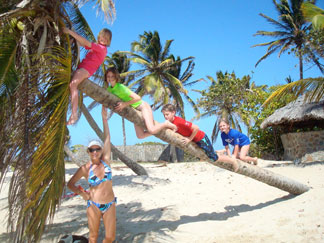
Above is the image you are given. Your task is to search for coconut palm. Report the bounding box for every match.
[253,0,323,79]
[120,31,194,110]
[0,1,115,242]
[159,55,201,119]
[263,2,324,106]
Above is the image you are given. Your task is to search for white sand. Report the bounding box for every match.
[0,161,324,242]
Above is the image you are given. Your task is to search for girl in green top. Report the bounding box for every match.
[105,67,177,138]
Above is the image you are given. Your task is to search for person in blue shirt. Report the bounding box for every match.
[219,118,258,165]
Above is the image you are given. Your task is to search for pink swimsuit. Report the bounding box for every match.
[78,43,107,76]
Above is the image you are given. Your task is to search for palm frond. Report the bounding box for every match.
[263,77,324,106]
[302,2,324,30]
[258,13,290,31]
[64,2,95,42]
[161,39,173,60]
[21,45,71,242]
[75,0,116,23]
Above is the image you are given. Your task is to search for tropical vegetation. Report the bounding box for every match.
[1,1,323,242]
[195,71,254,143]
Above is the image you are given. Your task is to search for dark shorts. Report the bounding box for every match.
[196,134,218,162]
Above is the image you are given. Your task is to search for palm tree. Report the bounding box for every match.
[253,0,322,79]
[121,33,200,162]
[195,71,252,143]
[120,31,194,110]
[78,78,310,195]
[263,2,324,105]
[0,1,115,242]
[159,55,201,119]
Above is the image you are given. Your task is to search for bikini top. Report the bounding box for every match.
[88,160,112,187]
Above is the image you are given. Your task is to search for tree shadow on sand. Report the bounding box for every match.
[116,194,295,242]
[41,204,88,242]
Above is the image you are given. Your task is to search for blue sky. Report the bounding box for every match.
[68,0,324,150]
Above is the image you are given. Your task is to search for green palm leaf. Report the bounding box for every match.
[263,77,324,106]
[22,46,71,242]
[302,2,324,30]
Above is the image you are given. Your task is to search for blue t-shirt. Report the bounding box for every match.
[221,129,250,147]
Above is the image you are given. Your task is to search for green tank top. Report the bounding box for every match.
[107,83,142,108]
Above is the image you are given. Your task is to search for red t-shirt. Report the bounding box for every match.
[172,116,205,142]
[78,43,107,76]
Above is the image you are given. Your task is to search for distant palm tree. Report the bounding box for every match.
[163,55,201,119]
[253,0,322,79]
[0,1,115,242]
[263,2,324,105]
[120,31,194,110]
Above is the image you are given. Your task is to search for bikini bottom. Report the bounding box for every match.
[87,197,117,214]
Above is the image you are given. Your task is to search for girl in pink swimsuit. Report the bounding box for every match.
[63,27,112,125]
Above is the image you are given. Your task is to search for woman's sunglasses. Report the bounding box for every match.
[88,147,102,153]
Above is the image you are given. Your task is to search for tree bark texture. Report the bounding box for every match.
[79,79,310,195]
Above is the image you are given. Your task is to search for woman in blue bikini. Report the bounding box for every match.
[68,105,116,243]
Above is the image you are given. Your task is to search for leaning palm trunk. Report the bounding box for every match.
[80,103,148,175]
[79,79,310,195]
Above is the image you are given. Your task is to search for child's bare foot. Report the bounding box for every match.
[67,115,77,125]
[164,120,177,132]
[253,157,258,165]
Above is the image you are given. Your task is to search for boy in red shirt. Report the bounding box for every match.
[162,104,238,171]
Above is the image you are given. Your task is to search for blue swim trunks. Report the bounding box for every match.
[196,134,219,161]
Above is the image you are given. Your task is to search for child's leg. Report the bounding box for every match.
[134,124,151,139]
[217,154,239,172]
[67,68,89,125]
[196,135,238,172]
[239,145,258,165]
[139,102,176,136]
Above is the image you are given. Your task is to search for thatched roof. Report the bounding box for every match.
[261,95,324,129]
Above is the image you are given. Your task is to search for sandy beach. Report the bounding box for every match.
[0,160,324,242]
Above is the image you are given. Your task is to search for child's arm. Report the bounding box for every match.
[115,91,142,112]
[67,165,90,201]
[63,27,91,48]
[232,145,240,158]
[181,123,199,145]
[101,106,111,164]
[224,145,231,156]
